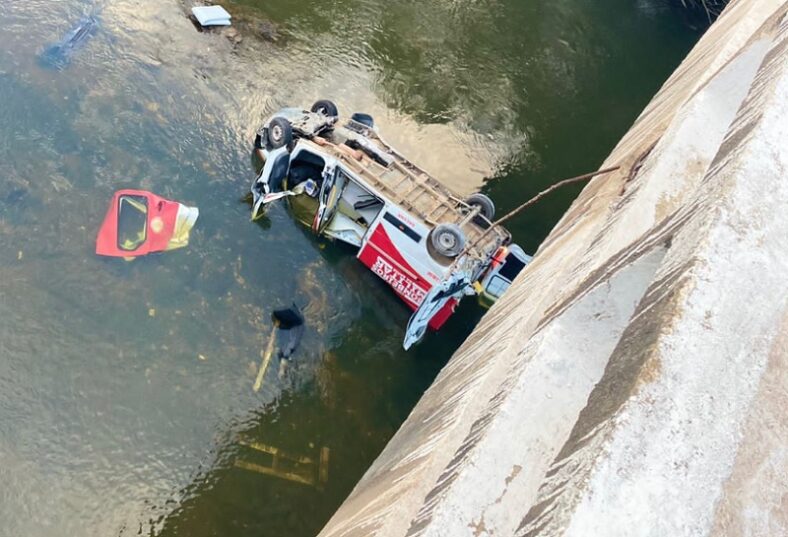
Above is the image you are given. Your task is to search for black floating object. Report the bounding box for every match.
[272,303,305,360]
[272,303,305,329]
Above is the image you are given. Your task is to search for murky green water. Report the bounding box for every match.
[0,1,702,535]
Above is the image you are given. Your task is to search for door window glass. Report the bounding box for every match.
[117,195,148,251]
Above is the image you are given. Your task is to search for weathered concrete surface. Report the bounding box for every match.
[317,1,788,536]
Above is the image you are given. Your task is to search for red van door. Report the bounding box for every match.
[358,217,459,335]
[95,190,198,258]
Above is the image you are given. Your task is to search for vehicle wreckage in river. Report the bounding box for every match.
[38,13,100,70]
[250,101,532,349]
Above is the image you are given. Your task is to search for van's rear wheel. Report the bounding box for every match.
[351,112,375,128]
[311,99,338,117]
[266,117,293,150]
[430,224,466,258]
[466,193,495,221]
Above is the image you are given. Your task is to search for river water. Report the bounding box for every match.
[0,1,702,536]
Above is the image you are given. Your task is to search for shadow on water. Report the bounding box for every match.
[0,0,702,536]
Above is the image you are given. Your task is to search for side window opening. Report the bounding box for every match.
[117,195,148,251]
[289,151,326,189]
[499,253,527,281]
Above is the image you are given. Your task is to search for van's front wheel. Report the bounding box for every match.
[430,223,466,258]
[266,117,293,150]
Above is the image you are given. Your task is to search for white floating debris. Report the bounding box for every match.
[191,5,232,27]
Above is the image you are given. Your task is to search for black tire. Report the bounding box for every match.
[351,112,375,129]
[265,117,293,150]
[310,99,339,117]
[430,223,466,258]
[466,193,495,221]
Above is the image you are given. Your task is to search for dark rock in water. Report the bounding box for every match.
[258,20,279,42]
[0,172,32,205]
[224,27,243,45]
[3,186,29,205]
[38,15,99,70]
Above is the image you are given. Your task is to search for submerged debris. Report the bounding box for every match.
[235,439,329,489]
[252,304,306,392]
[272,304,305,360]
[0,176,30,206]
[257,20,279,42]
[39,15,99,70]
[224,27,243,45]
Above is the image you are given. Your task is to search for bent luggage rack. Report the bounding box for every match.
[303,136,511,261]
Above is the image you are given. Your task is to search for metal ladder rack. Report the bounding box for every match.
[339,148,464,226]
[306,138,510,255]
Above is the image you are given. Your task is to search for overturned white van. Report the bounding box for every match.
[250,101,531,349]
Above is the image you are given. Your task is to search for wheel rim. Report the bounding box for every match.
[438,233,457,250]
[271,124,283,142]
